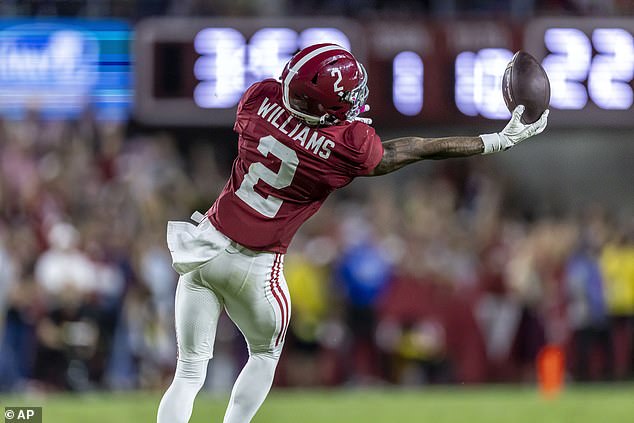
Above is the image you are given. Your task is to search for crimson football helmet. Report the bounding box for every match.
[281,43,369,126]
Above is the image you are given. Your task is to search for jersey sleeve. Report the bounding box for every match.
[342,122,384,176]
[233,80,267,134]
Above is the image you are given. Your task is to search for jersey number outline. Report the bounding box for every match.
[235,135,299,218]
[331,68,343,92]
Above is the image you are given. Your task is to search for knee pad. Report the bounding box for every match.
[247,345,283,361]
[174,359,208,389]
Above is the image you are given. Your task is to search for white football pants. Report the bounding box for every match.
[157,216,290,423]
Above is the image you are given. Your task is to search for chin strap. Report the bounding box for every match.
[298,105,373,127]
[352,116,373,124]
[349,104,372,125]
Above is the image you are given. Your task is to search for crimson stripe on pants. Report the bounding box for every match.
[269,254,285,347]
[273,255,289,346]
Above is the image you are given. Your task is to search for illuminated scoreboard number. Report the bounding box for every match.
[543,27,634,110]
[134,18,363,126]
[392,51,424,116]
[524,18,634,125]
[455,48,513,120]
[193,27,352,109]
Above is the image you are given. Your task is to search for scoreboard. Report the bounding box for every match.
[134,17,634,127]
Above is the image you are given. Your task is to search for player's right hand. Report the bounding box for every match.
[501,105,549,146]
[480,105,549,154]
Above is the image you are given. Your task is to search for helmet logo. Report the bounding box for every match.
[330,68,343,93]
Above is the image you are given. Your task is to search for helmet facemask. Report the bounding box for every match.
[341,62,370,122]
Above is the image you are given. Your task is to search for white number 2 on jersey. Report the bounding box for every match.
[235,135,299,218]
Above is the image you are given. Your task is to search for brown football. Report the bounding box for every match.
[502,51,551,124]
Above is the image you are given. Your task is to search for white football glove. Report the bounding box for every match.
[480,105,549,154]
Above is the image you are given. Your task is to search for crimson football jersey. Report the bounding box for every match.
[207,79,384,253]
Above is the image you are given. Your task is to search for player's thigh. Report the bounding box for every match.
[223,253,291,354]
[174,271,223,361]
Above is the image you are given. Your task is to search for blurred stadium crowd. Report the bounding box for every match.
[0,0,634,398]
[2,0,634,18]
[0,113,633,393]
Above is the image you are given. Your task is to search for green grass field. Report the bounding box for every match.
[2,385,633,423]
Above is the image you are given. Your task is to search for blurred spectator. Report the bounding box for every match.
[377,256,456,385]
[33,283,99,390]
[565,227,612,381]
[475,231,522,382]
[138,235,178,367]
[0,229,18,390]
[0,229,16,343]
[35,223,94,297]
[601,222,634,378]
[282,249,331,386]
[334,216,393,384]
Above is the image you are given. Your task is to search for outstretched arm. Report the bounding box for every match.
[367,105,549,177]
[369,136,484,176]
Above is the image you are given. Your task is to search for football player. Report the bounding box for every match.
[157,43,548,423]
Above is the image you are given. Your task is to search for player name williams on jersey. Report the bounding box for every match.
[207,78,384,253]
[256,96,335,160]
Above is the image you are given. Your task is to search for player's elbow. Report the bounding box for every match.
[366,148,395,176]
